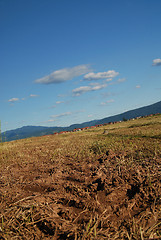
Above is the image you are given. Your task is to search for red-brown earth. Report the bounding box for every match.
[0,115,161,239]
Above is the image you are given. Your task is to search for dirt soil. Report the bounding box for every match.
[0,126,161,239]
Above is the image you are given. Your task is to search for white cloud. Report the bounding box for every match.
[35,64,91,84]
[30,94,39,97]
[40,119,56,124]
[8,94,39,104]
[72,83,107,96]
[8,98,19,103]
[83,70,119,81]
[56,101,64,104]
[100,99,115,105]
[45,119,56,123]
[51,112,72,119]
[152,58,161,66]
[105,78,113,82]
[73,86,92,96]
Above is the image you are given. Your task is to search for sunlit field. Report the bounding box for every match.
[0,114,161,239]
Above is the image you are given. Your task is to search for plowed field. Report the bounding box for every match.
[0,115,161,239]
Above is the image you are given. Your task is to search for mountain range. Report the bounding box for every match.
[1,100,161,142]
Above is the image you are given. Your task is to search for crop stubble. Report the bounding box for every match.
[0,115,161,239]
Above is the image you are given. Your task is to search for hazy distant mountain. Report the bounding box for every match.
[2,100,161,142]
[95,100,161,125]
[1,126,62,142]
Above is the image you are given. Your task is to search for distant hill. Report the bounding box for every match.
[2,100,161,142]
[95,100,161,125]
[1,126,63,142]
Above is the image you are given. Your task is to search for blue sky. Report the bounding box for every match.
[0,0,161,132]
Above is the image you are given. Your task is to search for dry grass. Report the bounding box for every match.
[0,114,161,239]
